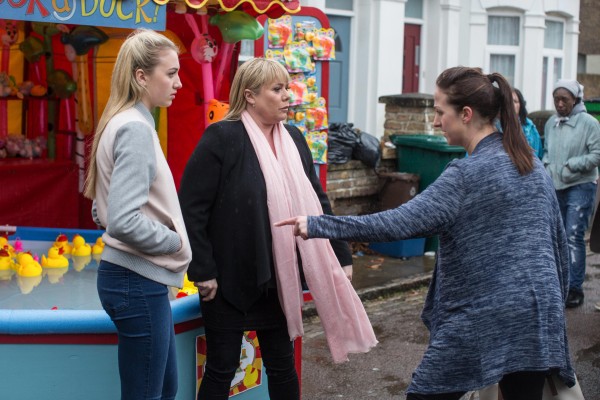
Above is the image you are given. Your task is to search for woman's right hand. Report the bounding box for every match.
[195,279,218,301]
[274,216,309,239]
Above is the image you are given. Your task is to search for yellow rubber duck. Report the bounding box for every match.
[0,268,14,281]
[0,248,14,270]
[17,275,42,294]
[41,246,69,268]
[177,274,198,297]
[92,237,104,255]
[0,236,13,250]
[53,234,72,255]
[44,266,69,284]
[71,234,91,257]
[0,248,15,280]
[14,252,42,277]
[92,253,102,264]
[0,237,16,257]
[72,254,91,272]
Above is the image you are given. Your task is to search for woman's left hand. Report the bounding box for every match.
[194,279,218,301]
[274,216,309,240]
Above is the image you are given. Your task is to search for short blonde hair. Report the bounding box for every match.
[84,29,179,199]
[225,58,290,120]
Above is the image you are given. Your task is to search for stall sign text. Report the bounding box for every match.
[0,0,166,30]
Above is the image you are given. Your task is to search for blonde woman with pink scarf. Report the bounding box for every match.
[179,58,377,400]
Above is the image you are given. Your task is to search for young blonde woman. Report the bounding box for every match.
[277,67,575,400]
[179,58,377,400]
[84,29,192,400]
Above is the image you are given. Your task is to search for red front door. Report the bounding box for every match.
[403,24,421,93]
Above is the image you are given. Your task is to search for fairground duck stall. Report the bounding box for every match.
[0,0,338,398]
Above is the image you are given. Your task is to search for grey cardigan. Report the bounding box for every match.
[93,103,191,288]
[308,133,574,394]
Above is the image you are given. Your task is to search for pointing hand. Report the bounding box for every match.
[274,216,309,240]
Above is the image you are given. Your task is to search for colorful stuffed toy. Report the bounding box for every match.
[207,99,229,124]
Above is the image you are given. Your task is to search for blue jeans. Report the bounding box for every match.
[197,325,299,400]
[97,261,178,400]
[556,181,597,293]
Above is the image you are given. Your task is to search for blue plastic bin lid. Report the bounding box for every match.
[390,134,465,152]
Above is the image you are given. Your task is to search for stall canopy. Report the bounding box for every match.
[0,0,299,31]
[157,0,300,18]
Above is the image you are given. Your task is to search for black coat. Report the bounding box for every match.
[179,120,352,312]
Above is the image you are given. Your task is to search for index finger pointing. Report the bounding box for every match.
[274,217,297,227]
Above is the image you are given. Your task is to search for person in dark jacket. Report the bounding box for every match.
[179,58,376,400]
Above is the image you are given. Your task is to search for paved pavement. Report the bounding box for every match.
[300,246,600,399]
[301,249,435,317]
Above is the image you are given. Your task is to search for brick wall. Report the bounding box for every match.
[578,73,600,99]
[327,94,456,216]
[326,159,395,215]
[379,94,440,142]
[579,0,600,55]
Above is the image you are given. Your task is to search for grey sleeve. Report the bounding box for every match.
[307,163,464,242]
[567,117,600,172]
[105,122,181,255]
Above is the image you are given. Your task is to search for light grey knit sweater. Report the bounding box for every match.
[93,103,191,288]
[309,133,575,394]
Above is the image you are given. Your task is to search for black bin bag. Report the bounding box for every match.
[327,122,358,164]
[353,130,381,168]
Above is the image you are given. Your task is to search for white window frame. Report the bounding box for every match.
[542,17,566,110]
[484,13,522,86]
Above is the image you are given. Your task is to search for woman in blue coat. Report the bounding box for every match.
[513,88,543,159]
[491,88,541,159]
[277,67,574,400]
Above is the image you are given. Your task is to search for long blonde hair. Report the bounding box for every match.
[225,58,290,121]
[83,29,179,199]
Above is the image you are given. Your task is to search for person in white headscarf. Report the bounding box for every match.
[543,78,600,308]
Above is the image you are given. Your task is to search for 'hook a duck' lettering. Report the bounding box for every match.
[0,0,167,30]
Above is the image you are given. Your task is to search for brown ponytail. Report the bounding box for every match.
[488,72,533,175]
[436,67,533,175]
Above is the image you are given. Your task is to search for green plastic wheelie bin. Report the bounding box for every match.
[390,134,466,252]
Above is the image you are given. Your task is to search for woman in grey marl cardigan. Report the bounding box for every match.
[277,67,574,400]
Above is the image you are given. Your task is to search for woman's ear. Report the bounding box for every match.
[135,68,146,89]
[244,89,255,107]
[462,106,473,124]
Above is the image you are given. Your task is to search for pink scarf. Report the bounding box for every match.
[241,111,377,363]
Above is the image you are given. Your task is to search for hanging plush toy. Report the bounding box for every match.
[206,99,229,124]
[210,11,264,95]
[196,33,218,63]
[0,20,19,138]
